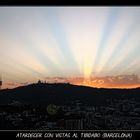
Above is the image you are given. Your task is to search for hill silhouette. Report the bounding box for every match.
[0,82,140,106]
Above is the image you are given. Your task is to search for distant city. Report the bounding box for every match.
[1,97,140,130]
[0,81,140,130]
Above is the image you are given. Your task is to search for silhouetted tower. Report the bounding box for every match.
[37,80,42,84]
[0,75,2,90]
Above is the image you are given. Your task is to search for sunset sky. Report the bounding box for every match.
[0,7,140,88]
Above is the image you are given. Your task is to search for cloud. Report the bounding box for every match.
[2,82,27,89]
[69,74,140,88]
[94,74,140,88]
[2,74,140,89]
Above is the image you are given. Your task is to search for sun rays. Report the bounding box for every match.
[0,7,140,88]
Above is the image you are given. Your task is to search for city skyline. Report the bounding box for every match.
[1,7,140,88]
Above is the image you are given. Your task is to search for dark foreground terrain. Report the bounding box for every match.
[0,82,140,130]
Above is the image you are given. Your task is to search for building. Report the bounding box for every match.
[64,113,84,130]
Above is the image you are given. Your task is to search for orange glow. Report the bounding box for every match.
[69,75,140,89]
[1,81,140,89]
[1,75,140,89]
[72,80,140,89]
[2,83,27,89]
